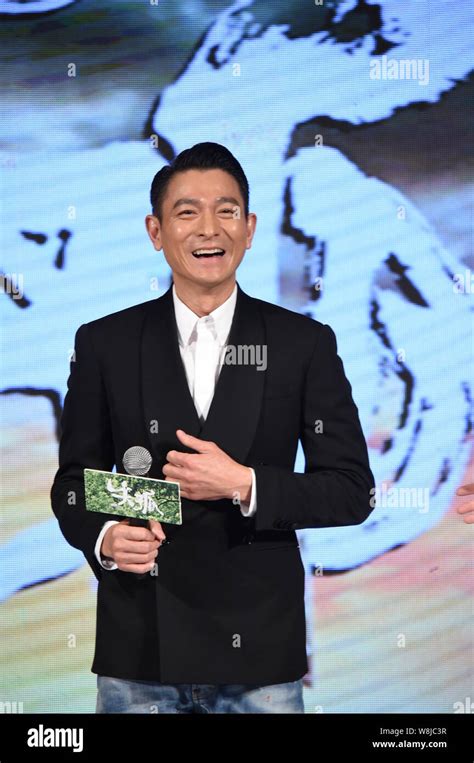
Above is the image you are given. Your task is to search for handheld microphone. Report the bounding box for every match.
[123,446,153,477]
[122,446,155,580]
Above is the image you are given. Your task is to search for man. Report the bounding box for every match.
[50,142,375,713]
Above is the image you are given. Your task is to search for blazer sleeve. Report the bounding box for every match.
[50,322,121,581]
[253,323,375,532]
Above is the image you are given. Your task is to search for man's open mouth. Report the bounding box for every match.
[192,248,226,258]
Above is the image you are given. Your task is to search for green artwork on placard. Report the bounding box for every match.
[84,469,182,524]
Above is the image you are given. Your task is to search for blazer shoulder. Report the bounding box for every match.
[79,297,157,339]
[250,293,328,340]
[70,298,160,360]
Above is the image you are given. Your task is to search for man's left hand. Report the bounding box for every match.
[162,429,252,503]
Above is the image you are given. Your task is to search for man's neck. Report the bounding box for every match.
[173,278,236,317]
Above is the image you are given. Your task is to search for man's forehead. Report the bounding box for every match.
[171,168,236,187]
[164,170,243,207]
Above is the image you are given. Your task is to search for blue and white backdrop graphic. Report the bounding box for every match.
[1,0,472,713]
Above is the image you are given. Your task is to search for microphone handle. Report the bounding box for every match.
[129,517,151,581]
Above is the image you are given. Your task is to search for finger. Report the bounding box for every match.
[120,560,157,574]
[456,483,474,496]
[456,501,474,514]
[163,464,189,482]
[121,524,157,542]
[162,462,180,478]
[166,477,192,497]
[164,474,182,485]
[118,549,159,564]
[148,520,166,542]
[165,450,189,467]
[176,429,214,453]
[119,539,160,554]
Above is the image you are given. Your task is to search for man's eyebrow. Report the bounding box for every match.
[171,196,241,211]
[215,196,241,206]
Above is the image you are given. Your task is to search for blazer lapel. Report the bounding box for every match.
[140,281,266,471]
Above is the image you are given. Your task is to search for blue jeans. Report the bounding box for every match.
[96,675,305,714]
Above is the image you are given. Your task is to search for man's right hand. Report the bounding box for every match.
[100,519,166,573]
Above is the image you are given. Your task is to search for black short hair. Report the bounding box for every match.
[150,142,249,222]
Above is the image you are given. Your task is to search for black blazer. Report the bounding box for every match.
[50,282,375,685]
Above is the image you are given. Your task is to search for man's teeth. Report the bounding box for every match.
[192,248,225,257]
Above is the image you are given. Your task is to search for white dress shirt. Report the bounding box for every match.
[95,282,257,570]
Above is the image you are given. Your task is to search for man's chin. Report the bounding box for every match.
[185,268,236,287]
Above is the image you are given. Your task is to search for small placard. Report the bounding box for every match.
[84,468,182,524]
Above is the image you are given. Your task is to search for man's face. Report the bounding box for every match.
[145,168,256,290]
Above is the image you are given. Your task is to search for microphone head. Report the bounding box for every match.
[122,446,153,476]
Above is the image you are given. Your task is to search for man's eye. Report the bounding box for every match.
[220,208,234,214]
[179,210,194,215]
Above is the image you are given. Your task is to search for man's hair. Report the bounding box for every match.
[149,142,249,222]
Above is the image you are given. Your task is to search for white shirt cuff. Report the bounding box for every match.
[95,520,120,570]
[240,468,257,517]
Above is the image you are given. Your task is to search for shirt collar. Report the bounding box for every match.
[172,282,238,347]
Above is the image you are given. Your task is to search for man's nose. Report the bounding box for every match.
[198,208,219,237]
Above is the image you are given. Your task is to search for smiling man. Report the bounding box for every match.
[51,142,375,714]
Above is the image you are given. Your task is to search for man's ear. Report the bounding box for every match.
[145,214,163,251]
[245,212,257,249]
